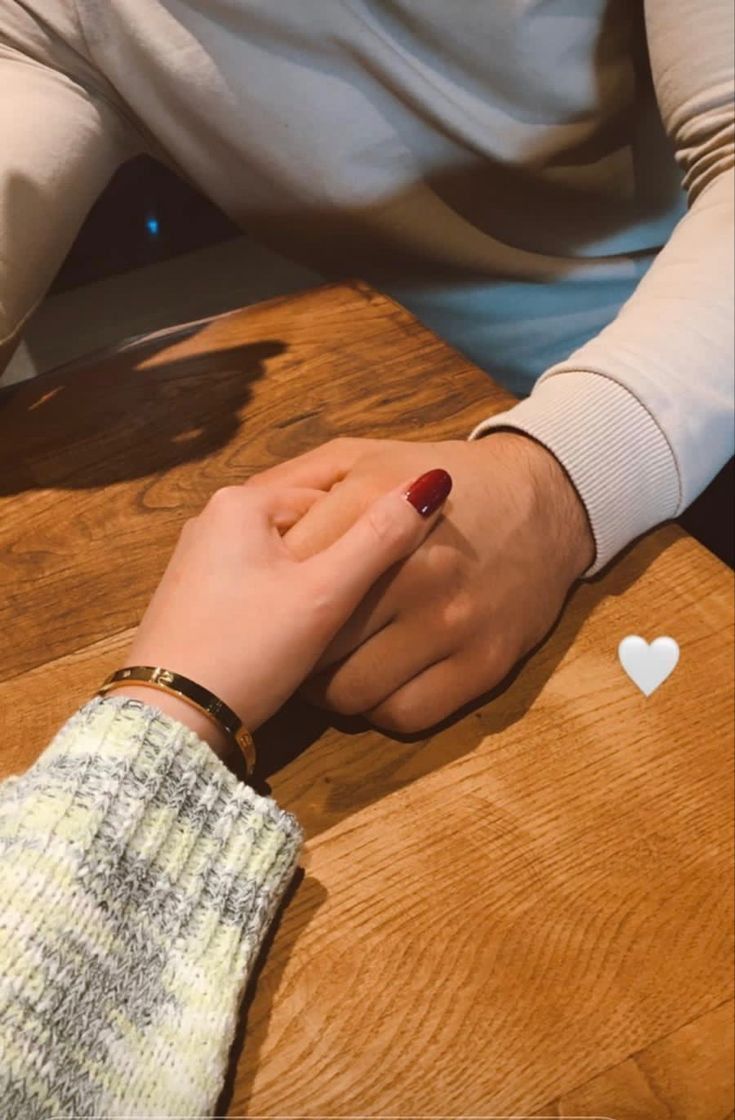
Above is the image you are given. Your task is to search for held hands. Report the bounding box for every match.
[248,434,594,733]
[121,471,452,756]
[121,430,593,757]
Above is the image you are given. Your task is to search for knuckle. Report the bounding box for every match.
[309,669,373,718]
[371,696,433,735]
[180,515,199,538]
[327,688,369,718]
[439,592,475,638]
[365,501,404,547]
[206,485,245,515]
[313,655,406,719]
[480,641,513,689]
[422,542,462,584]
[304,574,340,623]
[328,436,363,458]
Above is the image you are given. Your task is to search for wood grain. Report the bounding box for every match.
[1,281,732,1117]
[536,1000,735,1119]
[229,529,734,1118]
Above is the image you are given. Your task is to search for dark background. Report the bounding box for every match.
[51,155,240,295]
[55,155,734,568]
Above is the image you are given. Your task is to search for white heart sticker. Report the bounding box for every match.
[618,635,680,697]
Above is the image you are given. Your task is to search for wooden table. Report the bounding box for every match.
[1,282,733,1119]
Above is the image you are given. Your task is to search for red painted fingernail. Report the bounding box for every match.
[403,468,453,517]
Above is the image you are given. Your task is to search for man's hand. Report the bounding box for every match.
[248,434,594,733]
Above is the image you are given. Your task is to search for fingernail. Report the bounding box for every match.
[403,468,453,517]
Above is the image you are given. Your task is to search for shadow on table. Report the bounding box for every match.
[254,527,672,815]
[216,868,329,1118]
[0,319,284,495]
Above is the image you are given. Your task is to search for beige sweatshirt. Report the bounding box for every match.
[1,0,733,572]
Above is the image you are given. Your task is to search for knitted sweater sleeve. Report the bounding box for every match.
[0,695,304,1119]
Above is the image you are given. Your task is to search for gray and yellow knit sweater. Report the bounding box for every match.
[0,695,303,1118]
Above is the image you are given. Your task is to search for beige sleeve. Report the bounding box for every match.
[471,0,734,575]
[0,7,144,372]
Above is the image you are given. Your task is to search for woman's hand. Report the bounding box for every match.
[115,470,452,756]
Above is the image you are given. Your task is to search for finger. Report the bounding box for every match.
[311,535,453,671]
[285,477,372,560]
[310,569,398,672]
[305,468,452,624]
[202,486,326,552]
[245,437,370,492]
[366,652,495,735]
[269,488,326,533]
[303,617,454,715]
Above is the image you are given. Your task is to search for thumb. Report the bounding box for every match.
[305,468,452,619]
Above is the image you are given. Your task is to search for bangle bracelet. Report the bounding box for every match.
[98,666,257,777]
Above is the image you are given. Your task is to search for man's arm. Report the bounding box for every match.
[470,0,734,574]
[237,0,733,735]
[1,2,144,376]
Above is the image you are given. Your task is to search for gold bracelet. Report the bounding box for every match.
[98,666,257,777]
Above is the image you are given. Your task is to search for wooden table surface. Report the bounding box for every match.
[1,281,733,1120]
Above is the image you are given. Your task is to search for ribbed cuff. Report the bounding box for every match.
[35,695,304,956]
[469,370,682,575]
